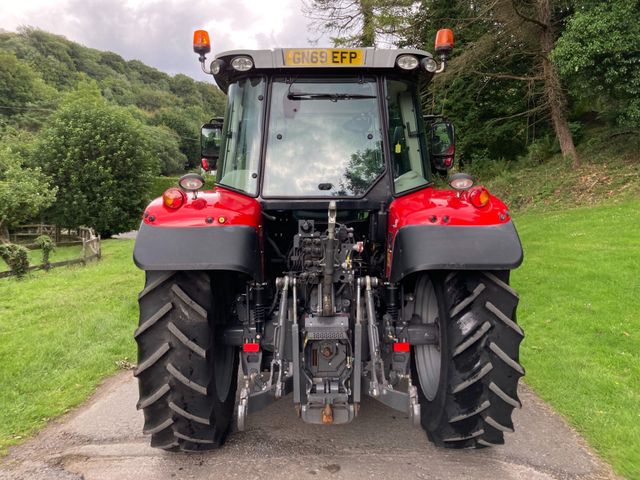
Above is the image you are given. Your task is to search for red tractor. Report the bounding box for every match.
[133,29,524,452]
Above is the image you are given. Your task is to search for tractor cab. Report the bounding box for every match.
[196,42,461,286]
[198,43,456,206]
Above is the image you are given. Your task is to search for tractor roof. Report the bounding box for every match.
[211,48,434,93]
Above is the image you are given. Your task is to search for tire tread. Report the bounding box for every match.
[415,271,524,449]
[135,271,238,452]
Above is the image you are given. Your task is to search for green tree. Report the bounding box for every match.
[553,0,640,128]
[0,51,38,116]
[0,131,57,236]
[36,83,155,237]
[304,0,416,47]
[395,1,580,166]
[0,50,56,118]
[12,28,81,89]
[151,106,202,168]
[143,124,188,175]
[170,74,202,106]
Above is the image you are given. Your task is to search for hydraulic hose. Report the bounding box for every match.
[322,201,337,316]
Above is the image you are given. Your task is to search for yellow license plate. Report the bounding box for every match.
[284,49,365,67]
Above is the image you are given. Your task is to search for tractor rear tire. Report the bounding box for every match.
[135,271,238,452]
[411,271,524,448]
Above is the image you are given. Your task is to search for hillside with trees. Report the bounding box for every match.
[0,28,225,236]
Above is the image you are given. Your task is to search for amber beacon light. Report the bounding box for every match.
[193,30,211,56]
[434,29,454,56]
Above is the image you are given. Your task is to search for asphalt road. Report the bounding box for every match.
[0,372,620,480]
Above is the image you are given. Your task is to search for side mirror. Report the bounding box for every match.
[200,117,223,170]
[428,119,455,173]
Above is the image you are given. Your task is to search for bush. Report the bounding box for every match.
[525,136,559,165]
[0,243,29,279]
[36,82,155,237]
[35,235,55,268]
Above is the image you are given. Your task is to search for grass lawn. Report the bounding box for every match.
[512,200,640,479]
[0,239,141,453]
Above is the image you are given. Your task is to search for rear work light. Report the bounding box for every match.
[468,186,491,208]
[396,54,419,70]
[231,56,254,71]
[163,188,186,210]
[179,173,205,192]
[448,172,474,191]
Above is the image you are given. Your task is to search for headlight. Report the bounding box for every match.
[421,57,438,73]
[231,56,254,71]
[396,54,419,70]
[179,173,205,192]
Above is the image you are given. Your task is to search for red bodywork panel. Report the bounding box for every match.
[142,184,511,280]
[143,186,262,230]
[386,186,511,277]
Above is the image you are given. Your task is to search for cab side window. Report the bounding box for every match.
[386,79,430,193]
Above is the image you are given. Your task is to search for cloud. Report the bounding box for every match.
[0,0,328,79]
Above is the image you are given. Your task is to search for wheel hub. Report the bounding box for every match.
[413,276,442,401]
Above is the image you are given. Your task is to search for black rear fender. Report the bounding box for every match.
[133,223,261,280]
[389,221,523,283]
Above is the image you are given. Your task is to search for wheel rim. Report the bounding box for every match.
[214,342,235,402]
[414,276,441,401]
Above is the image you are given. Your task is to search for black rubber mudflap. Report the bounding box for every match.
[134,271,238,452]
[414,271,524,448]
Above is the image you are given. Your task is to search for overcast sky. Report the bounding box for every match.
[0,0,329,80]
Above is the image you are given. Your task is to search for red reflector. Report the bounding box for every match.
[243,342,260,353]
[393,342,410,352]
[192,198,207,210]
[201,158,209,171]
